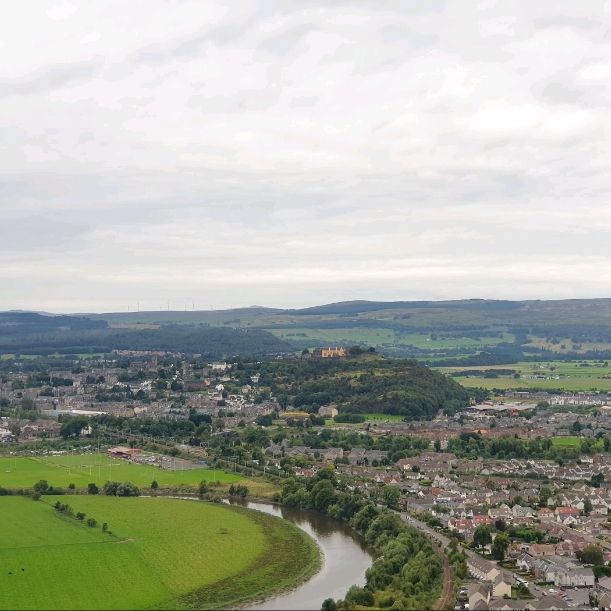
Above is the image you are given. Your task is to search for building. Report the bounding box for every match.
[319,347,347,358]
[318,405,338,418]
[108,446,141,460]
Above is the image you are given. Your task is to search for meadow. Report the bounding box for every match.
[0,496,320,610]
[0,453,242,491]
[440,360,611,392]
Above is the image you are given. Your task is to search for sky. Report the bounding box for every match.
[3,1,611,313]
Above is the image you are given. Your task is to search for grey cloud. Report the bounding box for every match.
[0,216,89,252]
[0,59,102,96]
[1,0,611,311]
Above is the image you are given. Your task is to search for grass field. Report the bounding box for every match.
[0,453,242,491]
[364,413,406,422]
[0,496,320,610]
[440,360,611,392]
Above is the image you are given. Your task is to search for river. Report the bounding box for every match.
[233,501,373,611]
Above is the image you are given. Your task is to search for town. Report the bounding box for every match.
[2,347,611,610]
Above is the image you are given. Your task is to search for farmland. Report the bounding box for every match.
[440,360,611,392]
[0,496,320,610]
[269,326,513,352]
[0,453,242,490]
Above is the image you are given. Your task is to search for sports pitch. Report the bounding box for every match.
[0,452,240,490]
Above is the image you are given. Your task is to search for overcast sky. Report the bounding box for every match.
[2,1,611,313]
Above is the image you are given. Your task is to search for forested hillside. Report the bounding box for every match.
[0,313,288,358]
[256,354,486,419]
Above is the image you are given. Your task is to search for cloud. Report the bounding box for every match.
[0,1,610,311]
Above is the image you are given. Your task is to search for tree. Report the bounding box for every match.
[198,481,209,497]
[102,522,109,532]
[116,482,140,497]
[491,532,510,561]
[473,525,492,549]
[22,397,36,410]
[578,544,604,566]
[494,519,507,532]
[539,486,552,507]
[151,480,159,490]
[33,480,49,494]
[321,599,337,611]
[87,483,99,495]
[60,417,88,439]
[86,518,97,527]
[583,498,593,516]
[382,485,401,510]
[76,512,86,521]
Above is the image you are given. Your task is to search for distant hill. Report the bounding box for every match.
[7,298,611,362]
[82,298,611,363]
[0,312,288,358]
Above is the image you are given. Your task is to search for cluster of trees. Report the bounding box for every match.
[281,469,442,610]
[448,432,608,461]
[32,480,66,496]
[473,525,510,561]
[101,481,140,497]
[227,484,249,498]
[53,501,108,531]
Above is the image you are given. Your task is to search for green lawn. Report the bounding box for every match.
[0,453,240,490]
[0,496,320,610]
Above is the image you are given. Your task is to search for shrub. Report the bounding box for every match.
[76,512,85,521]
[86,518,97,528]
[87,483,99,495]
[33,480,49,494]
[117,482,140,497]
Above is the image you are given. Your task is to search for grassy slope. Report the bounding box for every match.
[0,496,320,610]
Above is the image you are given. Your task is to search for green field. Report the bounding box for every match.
[0,453,241,491]
[440,360,611,392]
[549,436,603,449]
[269,327,513,351]
[0,496,320,610]
[364,413,406,422]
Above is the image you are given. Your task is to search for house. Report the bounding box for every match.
[529,543,556,558]
[492,573,512,598]
[348,449,388,466]
[318,405,338,418]
[319,347,347,358]
[488,504,512,520]
[468,583,490,611]
[527,595,569,610]
[468,555,500,581]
